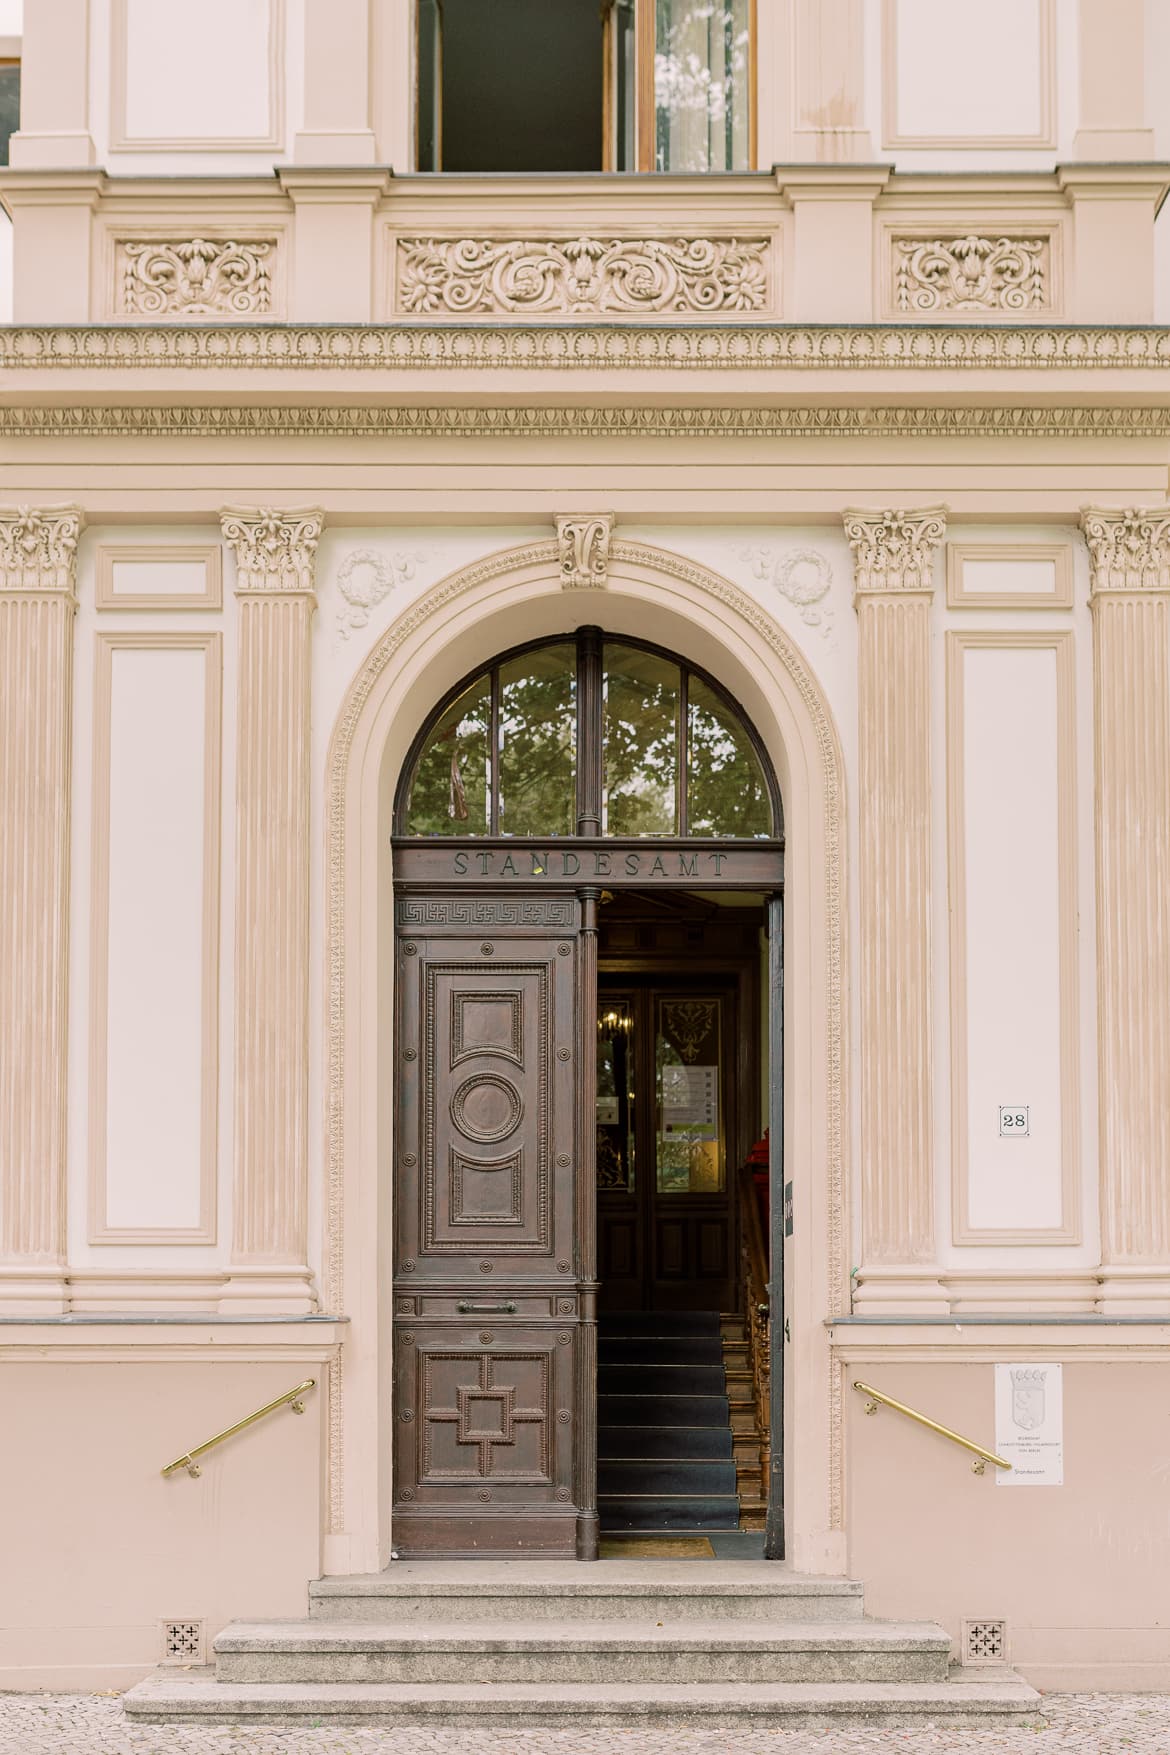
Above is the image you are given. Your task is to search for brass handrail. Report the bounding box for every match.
[161,1379,316,1478]
[853,1380,1011,1476]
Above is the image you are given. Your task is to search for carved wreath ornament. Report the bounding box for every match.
[119,239,274,316]
[396,236,769,316]
[894,235,1047,314]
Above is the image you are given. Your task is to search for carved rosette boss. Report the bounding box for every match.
[219,506,324,1312]
[0,506,84,1311]
[1080,508,1170,1306]
[845,507,948,1313]
[556,514,613,590]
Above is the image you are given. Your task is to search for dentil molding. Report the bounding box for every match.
[556,514,613,589]
[843,509,948,593]
[893,235,1049,314]
[1080,507,1170,593]
[118,240,275,317]
[5,325,1170,372]
[395,236,770,317]
[0,506,84,592]
[220,507,325,593]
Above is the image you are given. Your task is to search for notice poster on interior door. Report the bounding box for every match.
[994,1362,1063,1486]
[661,1064,718,1133]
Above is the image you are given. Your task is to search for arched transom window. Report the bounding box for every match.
[397,629,779,840]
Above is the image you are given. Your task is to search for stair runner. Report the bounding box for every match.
[598,1309,739,1531]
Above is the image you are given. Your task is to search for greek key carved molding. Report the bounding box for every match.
[1080,507,1170,594]
[843,508,947,594]
[117,239,275,317]
[6,324,1170,372]
[8,405,1170,442]
[396,236,770,316]
[556,514,613,589]
[0,506,84,593]
[220,506,324,594]
[894,234,1049,314]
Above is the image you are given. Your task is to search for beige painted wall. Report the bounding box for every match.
[0,1351,328,1689]
[842,1354,1170,1688]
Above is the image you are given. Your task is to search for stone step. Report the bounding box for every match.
[598,1363,727,1395]
[598,1458,738,1496]
[308,1561,867,1623]
[123,1670,1042,1728]
[598,1492,741,1530]
[599,1424,733,1460]
[599,1392,731,1426]
[599,1336,726,1366]
[212,1618,953,1687]
[597,1311,722,1338]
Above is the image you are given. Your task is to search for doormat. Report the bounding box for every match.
[599,1535,715,1558]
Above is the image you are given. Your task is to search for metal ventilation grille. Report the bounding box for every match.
[161,1620,205,1664]
[963,1619,1007,1666]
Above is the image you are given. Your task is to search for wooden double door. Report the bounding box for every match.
[390,886,765,1558]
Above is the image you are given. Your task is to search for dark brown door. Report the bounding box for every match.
[598,977,741,1311]
[392,892,598,1559]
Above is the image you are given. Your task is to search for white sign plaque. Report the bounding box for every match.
[998,1105,1030,1137]
[994,1362,1063,1486]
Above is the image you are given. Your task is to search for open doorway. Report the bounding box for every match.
[596,891,773,1541]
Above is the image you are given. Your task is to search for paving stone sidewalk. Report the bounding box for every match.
[1,1694,1168,1755]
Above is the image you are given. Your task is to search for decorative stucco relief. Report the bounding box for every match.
[1081,506,1170,592]
[221,506,323,592]
[556,514,613,588]
[739,546,834,637]
[334,547,423,637]
[6,323,1170,371]
[844,507,948,593]
[117,239,275,316]
[395,236,770,316]
[893,234,1049,314]
[0,506,83,591]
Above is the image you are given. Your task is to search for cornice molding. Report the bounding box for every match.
[220,506,324,594]
[0,506,84,593]
[844,508,947,595]
[4,404,1170,441]
[5,324,1170,373]
[1081,506,1170,595]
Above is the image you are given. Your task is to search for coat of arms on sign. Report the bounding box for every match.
[1010,1367,1046,1432]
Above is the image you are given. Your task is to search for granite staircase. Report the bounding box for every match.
[123,1560,1042,1728]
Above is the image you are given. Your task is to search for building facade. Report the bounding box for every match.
[2,0,1170,1696]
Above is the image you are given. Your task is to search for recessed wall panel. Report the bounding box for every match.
[115,0,280,147]
[948,635,1079,1242]
[885,0,1054,147]
[90,635,221,1241]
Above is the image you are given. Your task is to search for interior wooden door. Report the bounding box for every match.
[392,892,597,1558]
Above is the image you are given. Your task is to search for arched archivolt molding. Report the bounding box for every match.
[323,537,849,1559]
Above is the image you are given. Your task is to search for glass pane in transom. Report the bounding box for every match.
[603,644,679,836]
[404,671,492,836]
[497,643,576,837]
[687,674,772,837]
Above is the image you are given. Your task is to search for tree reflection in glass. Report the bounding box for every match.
[497,644,576,837]
[603,645,679,835]
[687,674,771,838]
[404,671,491,835]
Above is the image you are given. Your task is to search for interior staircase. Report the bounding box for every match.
[598,1310,740,1532]
[123,1560,1042,1728]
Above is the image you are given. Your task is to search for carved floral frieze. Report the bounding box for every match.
[117,239,275,317]
[395,236,770,316]
[893,234,1049,314]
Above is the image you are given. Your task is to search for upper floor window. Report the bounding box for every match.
[0,59,19,166]
[398,631,777,841]
[416,0,753,174]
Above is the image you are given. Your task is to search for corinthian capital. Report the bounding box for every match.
[221,506,324,594]
[1080,506,1170,595]
[843,507,947,595]
[0,506,84,594]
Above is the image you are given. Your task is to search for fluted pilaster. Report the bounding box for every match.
[1082,508,1170,1311]
[845,508,948,1313]
[220,507,323,1312]
[0,507,83,1312]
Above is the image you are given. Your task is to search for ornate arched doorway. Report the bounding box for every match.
[323,540,846,1584]
[389,628,785,1560]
